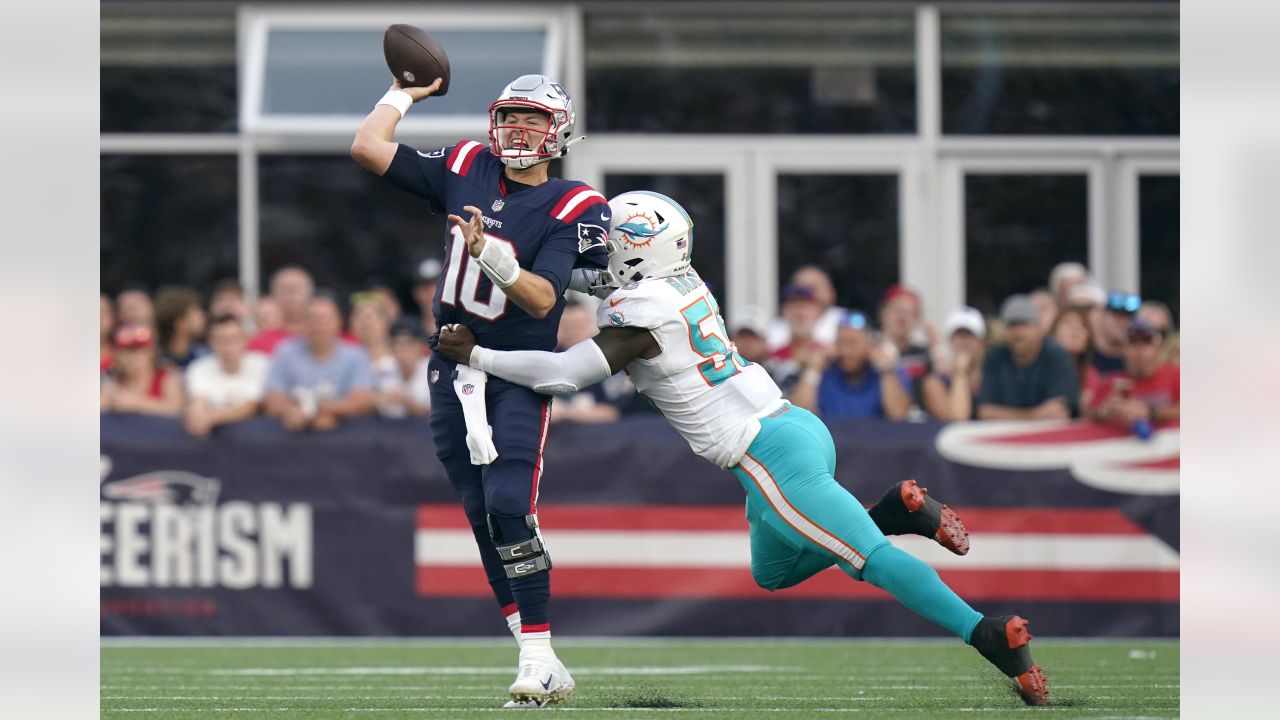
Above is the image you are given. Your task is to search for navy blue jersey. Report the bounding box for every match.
[382,140,610,352]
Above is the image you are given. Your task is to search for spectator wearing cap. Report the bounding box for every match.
[729,306,772,366]
[155,286,210,370]
[790,310,912,421]
[264,294,374,432]
[249,266,314,354]
[183,316,269,437]
[766,284,831,393]
[1029,288,1058,334]
[208,278,249,323]
[1050,306,1098,398]
[878,283,938,398]
[412,258,443,338]
[976,294,1079,421]
[766,265,848,349]
[375,318,433,418]
[100,293,116,373]
[100,324,184,417]
[116,287,154,329]
[549,301,621,424]
[1094,291,1141,375]
[1049,262,1090,310]
[921,307,987,422]
[1083,317,1179,428]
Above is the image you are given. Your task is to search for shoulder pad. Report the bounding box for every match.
[550,184,608,223]
[444,140,489,177]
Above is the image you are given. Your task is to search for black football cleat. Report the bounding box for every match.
[868,479,970,555]
[970,615,1049,706]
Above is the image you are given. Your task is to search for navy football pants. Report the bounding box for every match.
[427,353,553,626]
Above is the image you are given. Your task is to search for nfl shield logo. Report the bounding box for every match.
[462,383,475,395]
[491,198,505,212]
[430,369,440,384]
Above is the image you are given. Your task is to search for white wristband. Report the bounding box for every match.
[375,89,413,119]
[476,238,522,288]
[471,346,492,372]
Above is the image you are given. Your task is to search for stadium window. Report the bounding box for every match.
[241,7,568,137]
[604,174,727,302]
[257,155,448,307]
[584,6,916,134]
[963,174,1088,315]
[1139,175,1179,322]
[100,155,239,295]
[101,2,237,133]
[775,175,900,312]
[941,6,1178,135]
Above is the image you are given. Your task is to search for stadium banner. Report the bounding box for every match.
[100,414,1178,638]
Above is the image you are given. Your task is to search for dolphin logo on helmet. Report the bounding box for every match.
[604,191,694,283]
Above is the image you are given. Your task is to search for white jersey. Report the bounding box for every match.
[596,270,783,468]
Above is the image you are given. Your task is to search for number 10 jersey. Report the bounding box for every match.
[383,140,611,352]
[597,270,782,468]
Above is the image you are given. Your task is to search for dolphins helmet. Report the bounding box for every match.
[606,191,694,283]
[488,74,579,169]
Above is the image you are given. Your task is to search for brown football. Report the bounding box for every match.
[383,24,450,95]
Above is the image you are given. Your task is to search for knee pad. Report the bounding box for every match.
[487,513,552,579]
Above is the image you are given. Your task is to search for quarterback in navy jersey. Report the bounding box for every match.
[352,73,608,707]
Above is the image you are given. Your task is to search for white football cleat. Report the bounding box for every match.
[507,652,575,706]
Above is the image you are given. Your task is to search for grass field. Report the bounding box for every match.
[101,638,1179,719]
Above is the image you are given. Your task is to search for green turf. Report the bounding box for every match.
[101,638,1179,719]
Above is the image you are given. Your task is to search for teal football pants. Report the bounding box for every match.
[730,403,983,641]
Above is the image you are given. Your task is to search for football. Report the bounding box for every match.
[383,23,451,94]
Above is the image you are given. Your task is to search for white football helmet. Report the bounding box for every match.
[606,191,694,284]
[488,75,579,169]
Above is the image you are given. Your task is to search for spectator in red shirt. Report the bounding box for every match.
[1093,291,1140,376]
[249,266,314,353]
[100,293,116,373]
[100,324,184,417]
[1084,317,1179,428]
[116,287,154,329]
[252,296,285,336]
[1137,299,1178,364]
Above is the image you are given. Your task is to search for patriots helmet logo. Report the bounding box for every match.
[615,211,669,249]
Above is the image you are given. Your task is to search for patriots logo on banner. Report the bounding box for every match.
[577,223,607,253]
[101,468,222,506]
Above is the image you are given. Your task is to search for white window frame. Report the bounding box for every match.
[237,4,573,139]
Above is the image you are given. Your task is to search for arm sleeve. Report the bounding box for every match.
[380,143,449,209]
[471,340,612,396]
[532,199,611,295]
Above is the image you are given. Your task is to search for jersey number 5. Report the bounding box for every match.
[440,226,513,321]
[680,294,750,387]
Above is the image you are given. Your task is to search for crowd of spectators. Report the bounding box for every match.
[101,259,1178,436]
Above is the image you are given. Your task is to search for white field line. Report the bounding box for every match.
[99,636,1181,648]
[204,664,802,676]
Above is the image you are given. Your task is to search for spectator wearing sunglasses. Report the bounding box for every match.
[976,294,1078,421]
[1084,317,1179,427]
[790,311,911,421]
[1094,291,1141,376]
[1136,299,1178,364]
